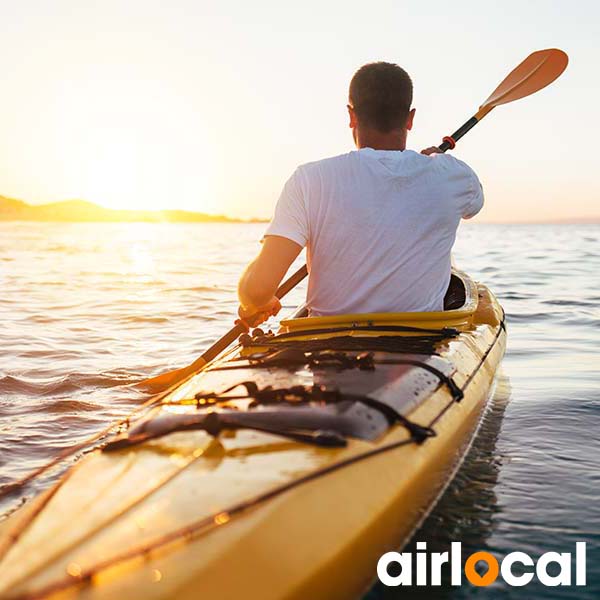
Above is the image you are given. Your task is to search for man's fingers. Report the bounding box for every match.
[234,318,250,332]
[271,299,282,316]
[237,296,280,329]
[421,146,442,155]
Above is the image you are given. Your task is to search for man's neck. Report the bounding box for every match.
[354,127,407,151]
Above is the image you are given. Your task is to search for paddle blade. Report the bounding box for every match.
[136,358,207,393]
[481,48,568,110]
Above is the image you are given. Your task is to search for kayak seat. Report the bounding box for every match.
[443,273,466,310]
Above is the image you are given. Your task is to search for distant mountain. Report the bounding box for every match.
[0,196,262,223]
[0,197,29,216]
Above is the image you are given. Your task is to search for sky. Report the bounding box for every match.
[0,0,598,222]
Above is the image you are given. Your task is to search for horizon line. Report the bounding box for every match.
[2,195,599,226]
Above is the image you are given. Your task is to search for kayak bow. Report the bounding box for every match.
[0,271,506,600]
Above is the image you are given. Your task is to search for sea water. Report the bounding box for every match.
[1,221,598,597]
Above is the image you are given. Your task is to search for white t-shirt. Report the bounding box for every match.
[264,148,484,316]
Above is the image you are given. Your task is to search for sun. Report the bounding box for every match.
[51,76,218,213]
[64,130,216,213]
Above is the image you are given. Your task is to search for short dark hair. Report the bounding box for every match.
[349,62,413,133]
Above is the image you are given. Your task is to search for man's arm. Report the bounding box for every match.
[237,235,303,327]
[421,146,484,219]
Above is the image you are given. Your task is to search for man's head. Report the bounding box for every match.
[348,62,415,149]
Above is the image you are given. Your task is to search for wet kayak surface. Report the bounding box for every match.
[1,221,599,597]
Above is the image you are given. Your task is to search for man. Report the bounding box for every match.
[237,62,483,328]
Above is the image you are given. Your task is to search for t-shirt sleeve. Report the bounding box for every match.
[263,168,308,247]
[459,164,484,220]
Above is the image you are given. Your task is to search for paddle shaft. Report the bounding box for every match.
[138,264,308,391]
[200,264,308,364]
[438,106,493,152]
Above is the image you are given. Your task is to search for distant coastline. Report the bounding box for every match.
[469,216,600,225]
[1,195,598,225]
[0,196,266,223]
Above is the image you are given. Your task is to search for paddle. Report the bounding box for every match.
[138,48,567,394]
[437,48,568,151]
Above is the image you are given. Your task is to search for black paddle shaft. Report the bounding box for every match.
[438,116,480,152]
[199,264,309,364]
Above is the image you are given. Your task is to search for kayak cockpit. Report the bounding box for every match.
[280,269,478,334]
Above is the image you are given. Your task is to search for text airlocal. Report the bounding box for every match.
[377,542,586,587]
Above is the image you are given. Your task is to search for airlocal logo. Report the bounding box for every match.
[377,542,587,587]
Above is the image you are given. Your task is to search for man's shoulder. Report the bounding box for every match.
[422,152,479,180]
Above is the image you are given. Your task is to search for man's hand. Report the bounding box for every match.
[421,146,443,155]
[237,296,282,330]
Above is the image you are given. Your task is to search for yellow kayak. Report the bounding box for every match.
[0,271,506,600]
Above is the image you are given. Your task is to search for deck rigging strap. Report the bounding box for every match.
[211,350,464,402]
[238,332,458,356]
[102,380,436,451]
[256,324,461,339]
[428,314,507,429]
[194,381,437,443]
[212,349,377,371]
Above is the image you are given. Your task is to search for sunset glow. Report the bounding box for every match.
[0,0,598,221]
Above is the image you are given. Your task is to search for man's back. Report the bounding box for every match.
[265,148,483,315]
[237,61,485,327]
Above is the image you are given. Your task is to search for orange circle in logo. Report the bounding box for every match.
[464,551,499,587]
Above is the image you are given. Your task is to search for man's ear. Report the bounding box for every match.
[406,108,416,131]
[347,104,358,128]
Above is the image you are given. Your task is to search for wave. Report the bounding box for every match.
[0,371,138,396]
[543,299,599,308]
[116,315,170,324]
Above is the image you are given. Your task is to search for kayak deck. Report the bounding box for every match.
[0,272,506,600]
